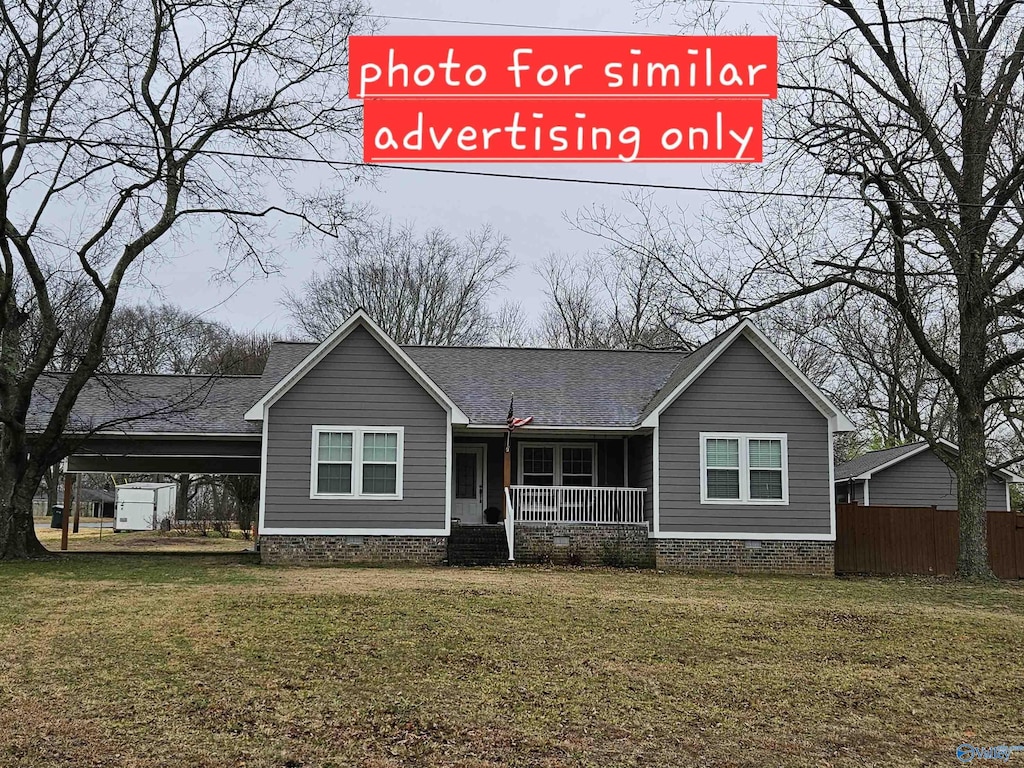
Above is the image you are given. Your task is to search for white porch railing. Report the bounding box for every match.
[509,485,647,525]
[503,487,516,561]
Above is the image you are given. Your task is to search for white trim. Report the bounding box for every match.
[699,432,790,505]
[244,310,469,424]
[827,423,836,539]
[453,442,488,515]
[260,527,450,536]
[863,478,870,505]
[257,410,269,535]
[640,321,855,432]
[652,424,660,535]
[650,530,836,541]
[444,414,453,534]
[1006,481,1012,512]
[309,425,405,500]
[517,441,598,486]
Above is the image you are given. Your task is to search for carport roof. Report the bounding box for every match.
[29,372,266,436]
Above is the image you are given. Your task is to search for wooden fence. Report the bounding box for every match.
[835,503,1024,578]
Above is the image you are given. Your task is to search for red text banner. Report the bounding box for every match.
[349,35,777,99]
[363,99,763,163]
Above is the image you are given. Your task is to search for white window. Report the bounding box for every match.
[310,426,404,499]
[518,443,597,486]
[699,433,788,504]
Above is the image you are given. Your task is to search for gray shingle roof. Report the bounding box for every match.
[32,324,747,434]
[407,346,684,427]
[254,341,688,428]
[29,373,265,435]
[834,442,926,479]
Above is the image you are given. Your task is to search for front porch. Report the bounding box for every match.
[451,432,653,526]
[450,432,654,564]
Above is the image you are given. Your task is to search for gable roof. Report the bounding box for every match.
[836,440,1024,483]
[638,320,855,431]
[243,309,470,423]
[32,314,854,436]
[247,317,853,430]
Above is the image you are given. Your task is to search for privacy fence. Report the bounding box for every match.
[835,503,1024,578]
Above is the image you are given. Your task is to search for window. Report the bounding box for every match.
[522,446,555,486]
[700,433,788,504]
[518,443,596,486]
[311,427,403,499]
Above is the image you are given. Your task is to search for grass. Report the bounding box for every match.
[33,524,252,552]
[1,561,1023,767]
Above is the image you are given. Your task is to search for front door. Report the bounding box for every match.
[453,445,486,525]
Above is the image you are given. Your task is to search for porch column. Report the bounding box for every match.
[502,433,511,520]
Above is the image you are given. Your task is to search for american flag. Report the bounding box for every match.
[506,393,533,430]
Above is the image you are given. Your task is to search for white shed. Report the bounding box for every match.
[114,482,178,532]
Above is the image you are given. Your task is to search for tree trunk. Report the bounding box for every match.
[0,462,49,560]
[956,393,993,579]
[175,474,191,522]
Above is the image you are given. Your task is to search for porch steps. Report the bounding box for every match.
[447,524,509,566]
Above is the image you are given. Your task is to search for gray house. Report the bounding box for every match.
[834,440,1019,510]
[36,310,855,573]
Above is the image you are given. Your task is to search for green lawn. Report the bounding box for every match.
[1,559,1022,767]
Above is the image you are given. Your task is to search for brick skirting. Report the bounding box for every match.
[259,531,834,574]
[260,534,446,566]
[654,538,834,575]
[514,524,655,568]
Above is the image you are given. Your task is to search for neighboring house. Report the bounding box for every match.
[31,310,855,573]
[834,440,1020,510]
[32,486,115,518]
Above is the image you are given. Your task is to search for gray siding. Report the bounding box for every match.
[658,335,831,535]
[865,449,1008,510]
[629,433,655,522]
[264,325,448,530]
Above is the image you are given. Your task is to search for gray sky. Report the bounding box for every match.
[124,0,766,337]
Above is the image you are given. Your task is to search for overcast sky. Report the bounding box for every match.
[123,0,767,337]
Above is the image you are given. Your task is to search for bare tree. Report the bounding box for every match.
[491,301,533,347]
[0,0,372,559]
[626,0,1024,577]
[283,218,517,344]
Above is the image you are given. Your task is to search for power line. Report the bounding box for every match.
[14,133,1005,211]
[366,10,1024,54]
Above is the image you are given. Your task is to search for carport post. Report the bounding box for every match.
[60,472,75,551]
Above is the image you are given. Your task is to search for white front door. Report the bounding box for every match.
[453,446,486,525]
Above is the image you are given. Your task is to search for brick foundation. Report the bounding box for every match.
[654,538,834,575]
[260,534,446,566]
[514,524,655,568]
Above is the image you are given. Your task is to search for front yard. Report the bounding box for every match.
[1,559,1022,767]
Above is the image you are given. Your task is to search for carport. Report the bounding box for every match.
[30,372,268,549]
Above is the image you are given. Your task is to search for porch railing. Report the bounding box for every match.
[509,485,647,525]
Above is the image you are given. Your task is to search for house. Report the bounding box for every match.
[32,486,115,518]
[31,310,855,573]
[834,440,1019,510]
